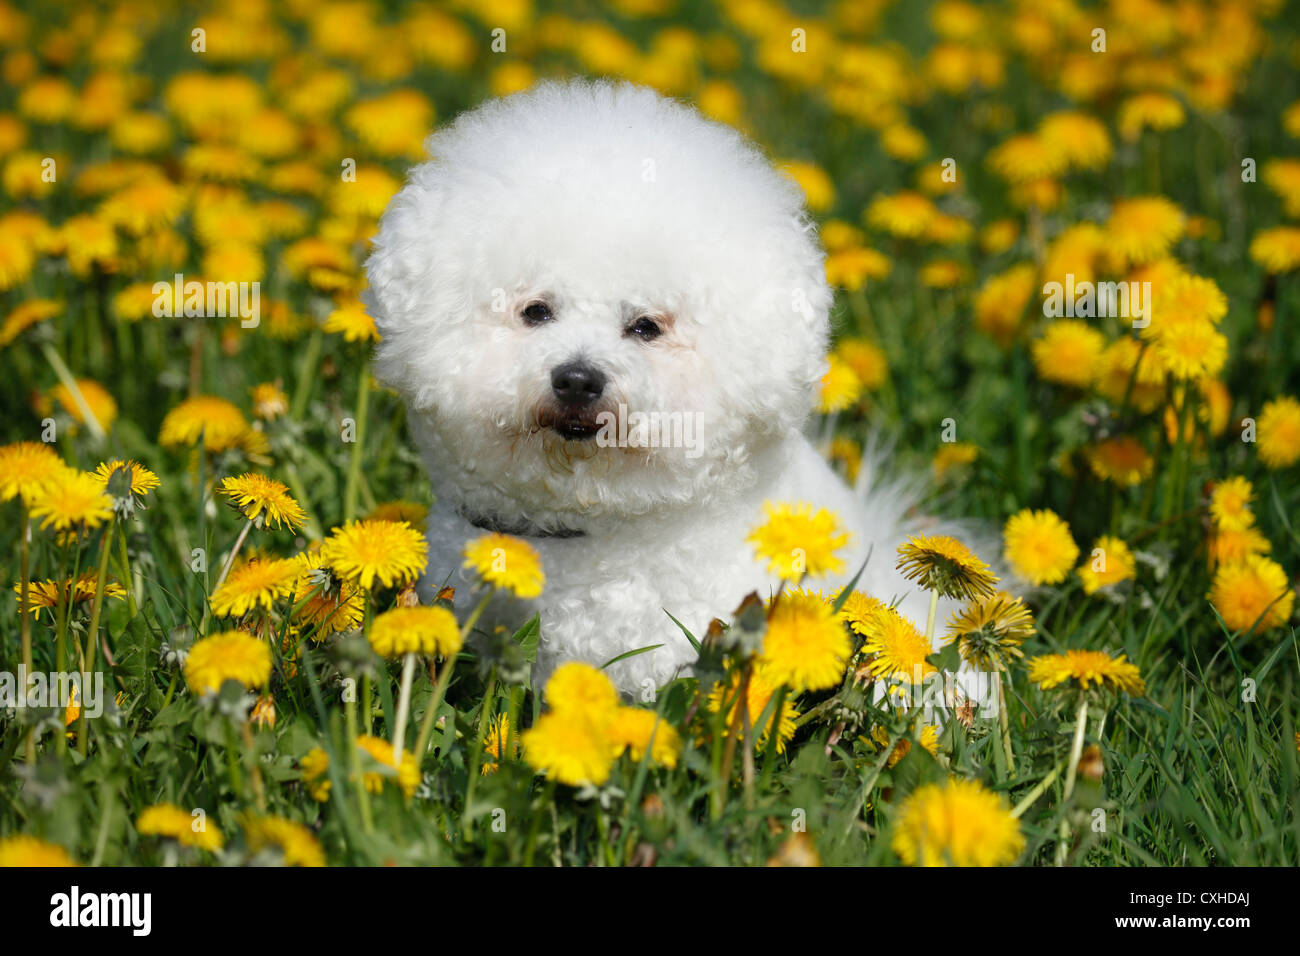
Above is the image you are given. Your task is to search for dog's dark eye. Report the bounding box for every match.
[522,301,553,326]
[627,316,662,341]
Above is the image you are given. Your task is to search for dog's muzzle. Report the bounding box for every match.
[546,361,606,439]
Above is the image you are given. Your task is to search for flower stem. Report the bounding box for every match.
[344,689,373,833]
[413,591,492,762]
[996,671,1016,774]
[18,503,34,762]
[214,517,254,591]
[464,667,499,828]
[1056,694,1090,866]
[41,342,105,440]
[413,651,459,764]
[78,520,116,755]
[923,589,939,648]
[116,519,137,618]
[342,360,371,524]
[392,652,416,763]
[1011,759,1064,819]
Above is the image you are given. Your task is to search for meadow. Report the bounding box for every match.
[0,0,1298,867]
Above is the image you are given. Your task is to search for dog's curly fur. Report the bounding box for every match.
[365,80,955,696]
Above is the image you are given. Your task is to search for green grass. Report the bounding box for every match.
[1,0,1299,866]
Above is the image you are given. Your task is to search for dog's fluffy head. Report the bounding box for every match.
[366,80,830,528]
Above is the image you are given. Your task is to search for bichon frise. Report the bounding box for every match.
[365,80,952,696]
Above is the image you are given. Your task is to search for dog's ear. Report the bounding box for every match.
[362,165,451,410]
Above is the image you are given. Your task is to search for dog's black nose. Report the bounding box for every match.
[550,361,606,407]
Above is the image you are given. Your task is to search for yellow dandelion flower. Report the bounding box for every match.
[1078,536,1138,595]
[158,396,250,453]
[184,630,272,695]
[0,231,36,287]
[606,707,682,768]
[1104,196,1185,268]
[29,469,113,532]
[39,378,117,433]
[779,160,835,213]
[137,803,223,852]
[290,557,364,641]
[219,474,307,532]
[758,591,851,692]
[249,382,288,420]
[1085,436,1154,486]
[1262,160,1300,215]
[1209,477,1255,531]
[1208,556,1294,634]
[344,89,433,160]
[1094,337,1165,413]
[322,300,379,343]
[706,666,800,754]
[0,440,65,503]
[748,501,849,582]
[202,242,263,283]
[181,143,261,183]
[1208,526,1271,569]
[919,259,970,288]
[817,353,862,414]
[209,558,300,618]
[944,591,1034,671]
[1003,508,1079,586]
[1250,226,1300,274]
[1153,318,1227,381]
[14,573,125,619]
[0,835,77,867]
[463,532,545,598]
[829,437,862,485]
[825,246,892,292]
[881,124,928,161]
[1027,649,1145,695]
[0,299,59,346]
[1257,396,1300,468]
[1038,110,1112,171]
[300,747,331,801]
[480,713,516,775]
[522,710,615,787]
[1117,91,1186,141]
[896,534,998,601]
[980,219,1020,255]
[865,191,937,239]
[860,606,936,684]
[867,723,940,769]
[987,133,1067,184]
[91,459,159,497]
[974,263,1037,347]
[368,605,461,658]
[892,778,1024,867]
[544,662,620,720]
[933,442,979,480]
[836,589,887,636]
[1149,274,1228,332]
[355,734,420,798]
[240,814,325,867]
[1031,320,1106,388]
[836,340,889,391]
[366,500,429,526]
[322,519,428,590]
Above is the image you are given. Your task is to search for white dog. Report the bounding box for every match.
[365,80,952,696]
